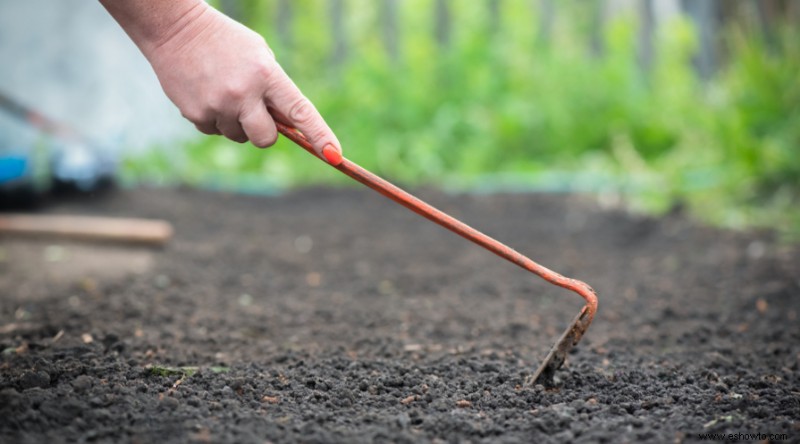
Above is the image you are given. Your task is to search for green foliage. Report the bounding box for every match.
[636,22,800,236]
[147,365,231,377]
[125,2,799,237]
[721,26,800,193]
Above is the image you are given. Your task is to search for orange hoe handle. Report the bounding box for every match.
[276,122,598,385]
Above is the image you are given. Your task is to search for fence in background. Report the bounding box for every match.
[215,0,799,81]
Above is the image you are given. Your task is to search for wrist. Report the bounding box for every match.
[100,0,211,55]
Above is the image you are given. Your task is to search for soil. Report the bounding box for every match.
[0,187,798,443]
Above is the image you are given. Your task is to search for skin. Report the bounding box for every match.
[99,0,341,162]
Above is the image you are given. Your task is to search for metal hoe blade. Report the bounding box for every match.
[276,123,599,386]
[527,304,594,386]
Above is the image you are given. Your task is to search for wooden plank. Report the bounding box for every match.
[0,214,173,246]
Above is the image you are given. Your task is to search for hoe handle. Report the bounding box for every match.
[276,122,598,384]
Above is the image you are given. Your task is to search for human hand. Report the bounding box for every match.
[125,2,341,162]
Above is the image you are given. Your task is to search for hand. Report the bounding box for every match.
[136,3,341,161]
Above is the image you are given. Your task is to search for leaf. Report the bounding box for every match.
[147,365,231,377]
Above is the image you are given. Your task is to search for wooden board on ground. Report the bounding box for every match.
[0,214,173,246]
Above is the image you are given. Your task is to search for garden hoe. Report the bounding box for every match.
[276,123,598,386]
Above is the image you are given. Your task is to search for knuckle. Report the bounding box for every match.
[224,83,247,102]
[289,97,315,125]
[237,104,257,121]
[255,60,279,82]
[207,94,228,113]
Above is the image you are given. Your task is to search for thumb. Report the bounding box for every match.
[266,65,342,165]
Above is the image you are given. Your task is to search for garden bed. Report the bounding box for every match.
[1,187,797,442]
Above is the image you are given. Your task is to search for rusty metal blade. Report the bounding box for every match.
[527,305,593,386]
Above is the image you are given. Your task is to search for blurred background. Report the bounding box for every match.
[0,0,798,237]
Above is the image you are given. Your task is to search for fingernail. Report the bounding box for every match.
[322,144,343,166]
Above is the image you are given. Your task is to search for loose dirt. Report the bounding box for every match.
[1,188,798,443]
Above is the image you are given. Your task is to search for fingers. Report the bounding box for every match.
[265,65,342,163]
[216,115,248,143]
[194,122,221,136]
[240,101,278,148]
[190,97,278,149]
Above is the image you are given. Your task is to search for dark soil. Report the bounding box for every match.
[1,187,798,443]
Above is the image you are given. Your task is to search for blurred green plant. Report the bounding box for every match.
[122,2,799,238]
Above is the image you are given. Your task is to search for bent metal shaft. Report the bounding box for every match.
[275,122,598,386]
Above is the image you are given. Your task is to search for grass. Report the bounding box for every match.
[147,365,231,378]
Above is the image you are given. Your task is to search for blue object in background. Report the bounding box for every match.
[0,91,117,198]
[0,155,27,184]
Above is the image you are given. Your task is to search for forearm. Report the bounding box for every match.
[98,0,209,53]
